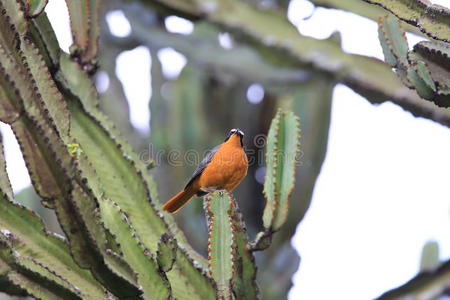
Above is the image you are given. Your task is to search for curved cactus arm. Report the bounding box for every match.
[363,0,450,42]
[64,0,101,71]
[124,12,308,85]
[228,193,259,300]
[411,41,450,106]
[204,193,236,299]
[310,0,425,37]
[146,0,450,125]
[262,110,301,232]
[377,15,409,69]
[406,54,436,101]
[376,260,450,300]
[377,15,450,107]
[99,199,171,299]
[24,0,48,18]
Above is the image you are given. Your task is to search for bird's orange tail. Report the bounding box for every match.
[162,188,197,213]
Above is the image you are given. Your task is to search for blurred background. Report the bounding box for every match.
[0,0,449,299]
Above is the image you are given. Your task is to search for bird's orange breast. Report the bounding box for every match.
[198,135,248,191]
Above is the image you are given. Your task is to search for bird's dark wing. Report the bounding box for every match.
[185,144,221,189]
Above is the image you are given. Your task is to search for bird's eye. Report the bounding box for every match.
[230,129,237,133]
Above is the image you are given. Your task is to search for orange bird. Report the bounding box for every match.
[162,129,248,213]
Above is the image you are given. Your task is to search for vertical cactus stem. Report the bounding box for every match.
[377,16,397,68]
[204,193,237,299]
[64,0,101,72]
[377,14,409,69]
[226,192,259,299]
[262,110,281,229]
[262,109,301,232]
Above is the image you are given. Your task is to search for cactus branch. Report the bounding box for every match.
[376,259,450,300]
[144,0,450,129]
[363,0,450,42]
[205,193,236,299]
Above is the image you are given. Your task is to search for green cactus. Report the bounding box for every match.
[24,0,48,18]
[0,0,447,299]
[64,0,101,72]
[262,110,300,232]
[364,0,450,42]
[420,241,440,272]
[377,14,450,107]
[204,193,236,299]
[0,1,304,297]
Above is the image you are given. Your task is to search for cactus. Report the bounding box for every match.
[420,241,440,272]
[64,0,101,72]
[0,1,303,297]
[378,14,450,107]
[364,0,450,42]
[0,0,447,299]
[376,260,450,300]
[249,110,301,251]
[310,0,426,37]
[24,0,48,18]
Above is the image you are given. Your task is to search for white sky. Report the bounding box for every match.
[0,1,448,299]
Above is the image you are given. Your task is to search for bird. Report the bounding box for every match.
[162,128,248,213]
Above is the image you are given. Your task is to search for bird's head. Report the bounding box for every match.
[224,128,244,147]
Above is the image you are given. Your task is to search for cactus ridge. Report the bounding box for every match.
[98,198,172,299]
[0,185,105,298]
[14,256,85,299]
[205,193,237,299]
[64,0,100,72]
[365,0,450,42]
[378,14,450,106]
[227,192,259,299]
[262,109,301,232]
